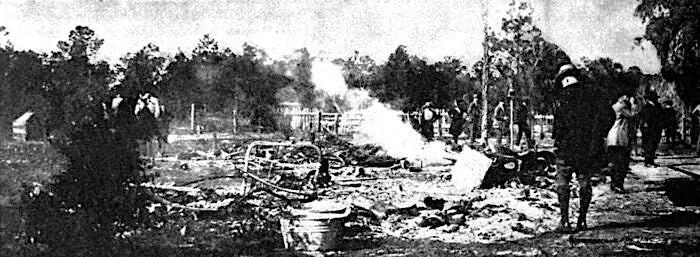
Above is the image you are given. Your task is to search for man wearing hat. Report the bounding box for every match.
[492,100,507,146]
[552,62,606,232]
[420,102,437,141]
[467,94,481,143]
[640,90,663,167]
[515,99,533,148]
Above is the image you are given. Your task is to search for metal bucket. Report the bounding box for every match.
[280,201,350,251]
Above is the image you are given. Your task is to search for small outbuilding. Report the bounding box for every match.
[12,112,45,142]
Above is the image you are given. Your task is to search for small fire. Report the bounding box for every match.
[310,60,489,189]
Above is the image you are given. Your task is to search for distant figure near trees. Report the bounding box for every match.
[661,100,679,145]
[640,90,663,167]
[492,101,507,146]
[467,95,481,144]
[448,99,467,145]
[420,102,437,141]
[514,100,533,149]
[107,91,169,157]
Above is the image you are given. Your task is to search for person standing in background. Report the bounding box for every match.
[514,100,533,149]
[448,99,467,145]
[467,95,481,144]
[420,102,437,141]
[661,100,679,145]
[640,91,663,167]
[606,95,635,193]
[492,101,507,146]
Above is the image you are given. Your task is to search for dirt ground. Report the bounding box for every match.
[2,136,700,257]
[331,158,700,257]
[135,137,700,257]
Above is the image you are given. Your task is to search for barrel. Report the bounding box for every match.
[280,201,350,251]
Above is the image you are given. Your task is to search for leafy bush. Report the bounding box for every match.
[24,107,155,256]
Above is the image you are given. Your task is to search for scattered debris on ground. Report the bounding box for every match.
[137,136,571,255]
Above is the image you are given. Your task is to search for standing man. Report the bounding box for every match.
[661,100,679,145]
[552,63,605,232]
[640,90,663,167]
[448,99,467,145]
[606,95,634,193]
[515,100,533,149]
[467,95,481,144]
[492,101,507,146]
[420,102,437,141]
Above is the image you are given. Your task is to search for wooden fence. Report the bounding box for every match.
[279,110,555,145]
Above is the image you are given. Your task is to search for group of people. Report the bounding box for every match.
[490,100,535,148]
[414,94,535,150]
[412,62,681,233]
[104,91,171,157]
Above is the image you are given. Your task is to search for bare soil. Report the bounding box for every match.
[2,137,699,257]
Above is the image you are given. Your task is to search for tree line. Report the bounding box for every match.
[3,0,699,140]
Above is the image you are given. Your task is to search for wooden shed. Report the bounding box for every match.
[12,112,45,142]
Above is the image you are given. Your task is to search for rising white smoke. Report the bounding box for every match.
[310,60,455,164]
[311,61,347,96]
[310,59,490,190]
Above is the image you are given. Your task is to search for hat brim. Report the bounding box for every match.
[554,68,580,87]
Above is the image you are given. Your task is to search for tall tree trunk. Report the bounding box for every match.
[480,0,490,143]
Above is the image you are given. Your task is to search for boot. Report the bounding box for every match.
[556,184,573,233]
[576,214,588,232]
[577,179,592,232]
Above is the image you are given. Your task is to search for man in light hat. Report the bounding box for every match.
[492,100,507,146]
[420,102,437,141]
[552,62,606,232]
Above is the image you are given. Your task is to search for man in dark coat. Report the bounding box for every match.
[467,95,481,143]
[640,91,663,167]
[661,100,679,145]
[448,99,467,145]
[552,63,606,232]
[515,100,533,148]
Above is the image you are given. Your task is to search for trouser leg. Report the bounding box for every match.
[650,133,661,163]
[495,126,502,146]
[642,131,655,164]
[515,124,523,146]
[577,170,592,228]
[522,124,532,146]
[556,160,573,226]
[609,146,627,189]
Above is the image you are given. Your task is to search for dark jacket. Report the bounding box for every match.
[640,100,663,134]
[449,107,466,135]
[467,101,480,120]
[515,104,529,124]
[553,81,606,163]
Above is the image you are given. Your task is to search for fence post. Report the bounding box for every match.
[436,111,442,138]
[232,109,238,134]
[681,107,686,143]
[190,103,195,133]
[333,113,340,136]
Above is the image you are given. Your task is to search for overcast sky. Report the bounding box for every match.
[0,0,660,73]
